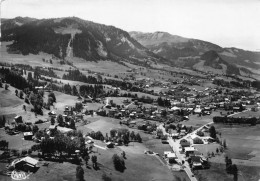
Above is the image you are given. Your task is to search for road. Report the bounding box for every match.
[158,109,251,181]
[158,124,197,181]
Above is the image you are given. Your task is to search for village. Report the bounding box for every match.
[0,62,260,181]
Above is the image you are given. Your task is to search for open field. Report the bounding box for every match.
[77,116,190,180]
[0,42,74,71]
[214,124,260,161]
[230,110,260,118]
[197,156,260,181]
[181,111,222,127]
[193,143,220,156]
[0,89,78,124]
[195,162,234,181]
[0,147,187,181]
[0,129,35,151]
[73,59,130,75]
[0,89,23,108]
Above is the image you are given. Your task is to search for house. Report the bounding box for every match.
[161,136,168,144]
[171,132,179,139]
[106,142,114,148]
[171,106,181,111]
[35,86,44,90]
[233,107,240,112]
[23,132,33,140]
[190,156,202,169]
[48,111,56,117]
[108,109,117,117]
[83,97,92,103]
[0,150,5,159]
[179,129,187,137]
[14,116,23,123]
[184,147,195,156]
[129,120,137,125]
[96,109,105,116]
[49,125,57,130]
[180,139,190,148]
[167,152,177,164]
[13,156,39,172]
[86,140,94,146]
[57,126,73,134]
[194,108,202,114]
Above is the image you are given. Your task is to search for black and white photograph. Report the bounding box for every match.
[0,0,259,180]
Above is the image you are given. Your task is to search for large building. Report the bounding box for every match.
[12,156,39,172]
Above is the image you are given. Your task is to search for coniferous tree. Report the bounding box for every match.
[76,165,84,181]
[209,125,217,139]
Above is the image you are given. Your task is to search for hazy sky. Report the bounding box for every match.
[1,0,260,51]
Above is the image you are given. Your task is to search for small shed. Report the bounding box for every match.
[86,140,94,146]
[106,142,114,148]
[48,111,56,116]
[23,132,33,140]
[14,116,23,123]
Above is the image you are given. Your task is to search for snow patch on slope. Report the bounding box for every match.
[96,40,108,57]
[121,37,136,49]
[14,21,23,26]
[220,51,237,58]
[153,48,163,54]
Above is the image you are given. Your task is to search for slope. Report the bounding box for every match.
[129,31,222,61]
[1,17,166,66]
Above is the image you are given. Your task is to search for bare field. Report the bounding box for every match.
[73,59,130,75]
[0,88,23,108]
[215,124,260,162]
[194,143,221,156]
[196,162,233,181]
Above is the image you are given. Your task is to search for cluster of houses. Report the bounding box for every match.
[161,124,215,170]
[163,144,209,170]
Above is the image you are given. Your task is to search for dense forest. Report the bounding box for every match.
[3,23,70,59]
[0,67,32,90]
[62,70,133,90]
[2,17,161,64]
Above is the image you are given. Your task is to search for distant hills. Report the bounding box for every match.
[130,31,260,75]
[129,31,222,59]
[1,17,259,75]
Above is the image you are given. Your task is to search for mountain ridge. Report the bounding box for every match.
[1,16,259,75]
[1,17,166,66]
[129,31,260,74]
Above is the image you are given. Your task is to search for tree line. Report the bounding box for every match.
[213,116,257,125]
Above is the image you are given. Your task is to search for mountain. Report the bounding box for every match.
[1,16,37,30]
[130,31,260,74]
[219,48,260,70]
[129,31,189,46]
[129,31,222,60]
[200,50,240,75]
[1,17,166,66]
[2,17,259,75]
